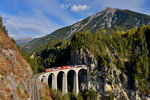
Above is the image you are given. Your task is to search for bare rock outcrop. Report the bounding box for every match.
[71,48,150,100]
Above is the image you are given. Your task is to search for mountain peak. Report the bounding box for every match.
[101,7,117,14]
[104,7,114,10]
[92,7,117,20]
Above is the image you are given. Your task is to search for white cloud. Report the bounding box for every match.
[2,10,61,39]
[60,3,71,9]
[71,5,90,12]
[27,0,77,25]
[60,4,66,9]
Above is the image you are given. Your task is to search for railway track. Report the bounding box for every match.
[31,74,41,100]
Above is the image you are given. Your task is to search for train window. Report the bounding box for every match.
[54,67,58,69]
[70,65,75,67]
[77,65,82,67]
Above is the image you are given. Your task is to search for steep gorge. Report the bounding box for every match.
[33,25,150,99]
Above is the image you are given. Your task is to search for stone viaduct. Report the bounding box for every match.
[38,66,87,95]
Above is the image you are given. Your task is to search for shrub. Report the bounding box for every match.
[1,77,4,81]
[63,94,69,100]
[17,85,23,94]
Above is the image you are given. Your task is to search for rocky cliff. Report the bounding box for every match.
[0,17,33,100]
[71,48,150,100]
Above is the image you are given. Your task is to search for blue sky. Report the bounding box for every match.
[0,0,150,39]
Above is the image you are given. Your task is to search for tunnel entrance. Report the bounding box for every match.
[78,69,87,91]
[67,70,76,92]
[48,73,54,88]
[57,71,64,91]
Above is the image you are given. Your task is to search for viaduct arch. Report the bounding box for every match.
[38,66,87,95]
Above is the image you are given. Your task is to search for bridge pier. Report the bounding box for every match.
[52,74,57,90]
[73,72,79,95]
[62,73,68,95]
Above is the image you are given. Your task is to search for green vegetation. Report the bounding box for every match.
[0,70,4,75]
[0,17,8,35]
[40,86,53,100]
[17,85,23,94]
[51,89,98,100]
[71,25,150,94]
[34,40,71,69]
[18,47,44,73]
[1,77,4,81]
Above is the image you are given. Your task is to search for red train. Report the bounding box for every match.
[45,65,86,72]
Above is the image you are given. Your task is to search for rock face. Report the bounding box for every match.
[0,19,33,100]
[71,48,97,69]
[71,48,150,100]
